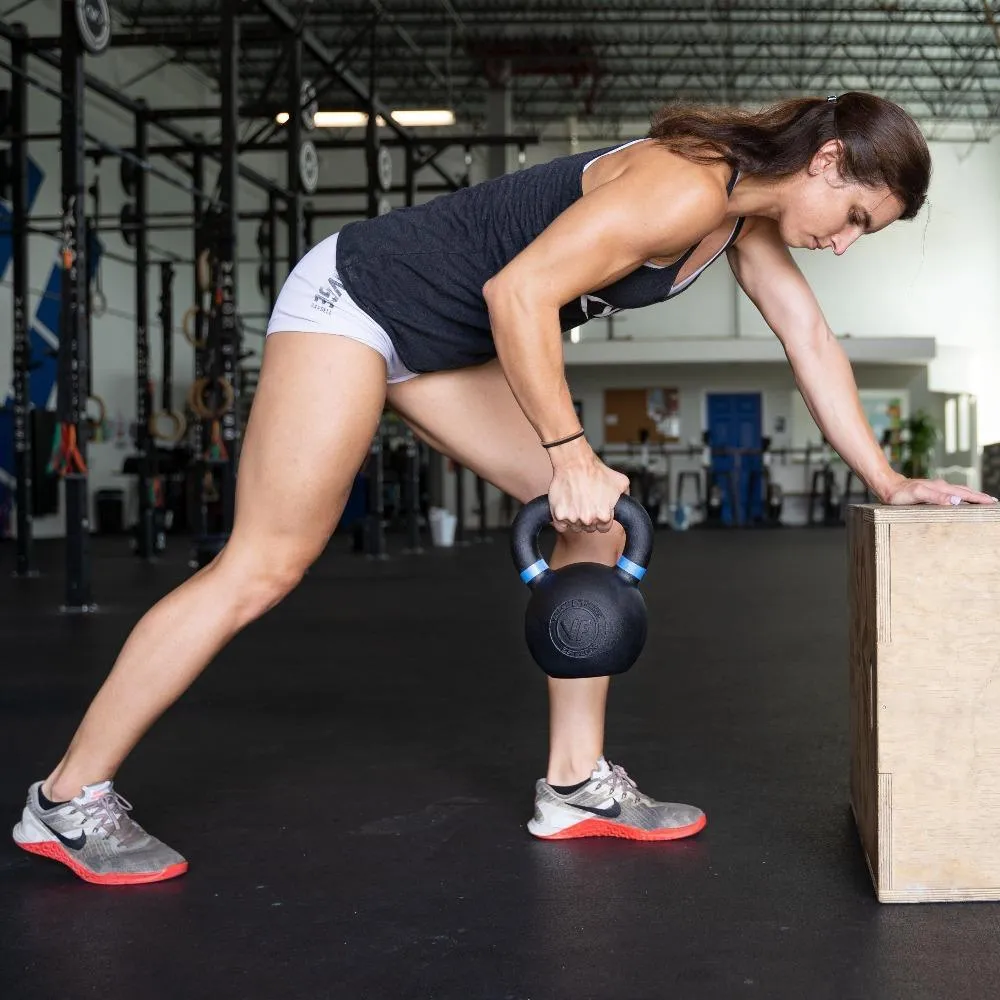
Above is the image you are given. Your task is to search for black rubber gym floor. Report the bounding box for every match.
[2,527,1000,1000]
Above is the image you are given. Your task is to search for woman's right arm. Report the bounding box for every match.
[482,154,727,531]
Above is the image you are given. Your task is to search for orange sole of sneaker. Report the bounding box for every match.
[533,813,707,842]
[17,839,189,885]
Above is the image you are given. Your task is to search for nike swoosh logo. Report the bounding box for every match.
[576,801,622,819]
[42,821,86,851]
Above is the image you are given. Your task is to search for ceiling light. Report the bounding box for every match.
[389,109,456,127]
[274,109,456,128]
[313,110,370,128]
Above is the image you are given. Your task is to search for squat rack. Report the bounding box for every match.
[1,0,537,607]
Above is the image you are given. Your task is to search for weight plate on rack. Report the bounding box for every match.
[119,157,138,196]
[301,79,318,131]
[377,146,393,192]
[257,263,271,297]
[120,202,138,248]
[76,0,112,56]
[255,219,271,253]
[299,140,319,195]
[377,196,392,216]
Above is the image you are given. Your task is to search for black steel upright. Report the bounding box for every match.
[218,0,241,535]
[58,0,92,609]
[159,263,175,413]
[404,143,416,207]
[266,190,279,300]
[366,24,380,218]
[286,30,304,267]
[134,103,155,558]
[191,144,209,549]
[10,24,34,577]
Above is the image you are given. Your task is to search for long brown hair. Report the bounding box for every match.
[648,92,931,220]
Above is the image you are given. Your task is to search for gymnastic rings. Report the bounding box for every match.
[196,249,213,295]
[188,376,235,421]
[182,305,209,350]
[149,409,188,445]
[85,394,107,437]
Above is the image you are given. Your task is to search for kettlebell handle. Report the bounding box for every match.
[511,494,654,589]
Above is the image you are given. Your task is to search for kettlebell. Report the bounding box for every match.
[511,494,654,679]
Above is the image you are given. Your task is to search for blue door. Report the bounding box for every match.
[706,393,763,526]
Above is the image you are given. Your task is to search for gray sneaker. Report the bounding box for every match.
[527,757,706,841]
[13,780,188,885]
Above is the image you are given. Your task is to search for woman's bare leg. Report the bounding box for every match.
[388,360,624,788]
[44,334,387,801]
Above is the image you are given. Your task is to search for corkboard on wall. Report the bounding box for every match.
[603,388,680,444]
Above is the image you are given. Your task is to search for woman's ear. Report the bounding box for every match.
[808,138,845,177]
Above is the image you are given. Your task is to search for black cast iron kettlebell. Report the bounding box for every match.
[511,494,654,679]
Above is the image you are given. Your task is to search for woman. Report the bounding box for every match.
[14,92,996,884]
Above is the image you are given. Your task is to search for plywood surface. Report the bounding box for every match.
[853,503,1000,524]
[881,521,1000,893]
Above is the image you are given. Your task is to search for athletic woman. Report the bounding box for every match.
[14,92,997,884]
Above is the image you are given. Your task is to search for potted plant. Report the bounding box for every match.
[901,410,939,480]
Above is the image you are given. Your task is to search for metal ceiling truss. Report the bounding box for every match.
[106,1,1000,140]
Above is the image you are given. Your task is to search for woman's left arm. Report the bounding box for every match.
[727,218,996,506]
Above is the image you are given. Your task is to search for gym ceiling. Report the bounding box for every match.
[109,1,1000,140]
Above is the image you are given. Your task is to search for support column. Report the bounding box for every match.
[190,143,209,551]
[266,190,279,303]
[486,63,512,179]
[134,102,155,559]
[286,30,304,267]
[58,0,92,610]
[218,0,241,536]
[365,26,381,218]
[10,24,34,577]
[404,142,416,207]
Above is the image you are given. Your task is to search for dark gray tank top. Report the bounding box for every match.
[336,139,745,374]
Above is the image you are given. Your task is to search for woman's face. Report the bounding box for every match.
[779,141,905,254]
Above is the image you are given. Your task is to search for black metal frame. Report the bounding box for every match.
[286,29,305,266]
[217,0,241,540]
[134,102,155,559]
[56,0,92,611]
[9,23,33,578]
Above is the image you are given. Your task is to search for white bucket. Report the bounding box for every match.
[428,507,457,547]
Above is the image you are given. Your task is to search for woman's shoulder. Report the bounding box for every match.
[584,140,731,210]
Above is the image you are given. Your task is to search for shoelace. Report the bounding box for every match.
[597,761,640,804]
[78,790,140,842]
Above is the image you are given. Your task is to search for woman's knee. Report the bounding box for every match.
[214,543,313,623]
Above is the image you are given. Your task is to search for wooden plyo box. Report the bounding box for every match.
[849,504,1000,903]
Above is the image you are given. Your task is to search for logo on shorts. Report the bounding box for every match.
[549,598,607,658]
[580,293,621,320]
[312,275,346,315]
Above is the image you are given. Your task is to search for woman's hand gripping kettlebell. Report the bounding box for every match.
[546,435,631,533]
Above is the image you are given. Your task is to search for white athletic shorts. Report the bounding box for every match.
[265,232,417,384]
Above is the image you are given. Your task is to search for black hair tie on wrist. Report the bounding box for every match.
[542,429,586,450]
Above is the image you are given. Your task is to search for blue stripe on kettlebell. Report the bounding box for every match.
[616,555,646,581]
[520,559,549,584]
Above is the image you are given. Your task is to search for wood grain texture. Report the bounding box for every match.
[855,503,1000,525]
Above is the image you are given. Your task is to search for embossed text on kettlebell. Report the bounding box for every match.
[549,598,608,658]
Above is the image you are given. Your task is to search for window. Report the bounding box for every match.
[958,395,971,453]
[945,398,957,455]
